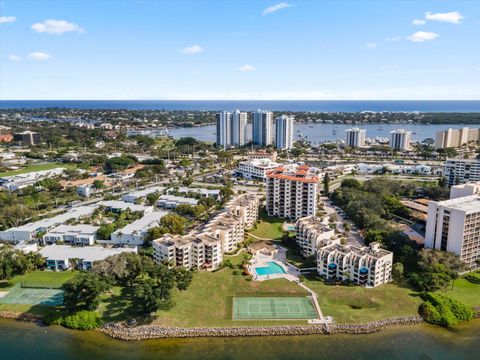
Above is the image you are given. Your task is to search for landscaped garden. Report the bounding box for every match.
[248,209,284,240]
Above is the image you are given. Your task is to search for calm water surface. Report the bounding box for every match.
[169,123,473,143]
[1,318,479,360]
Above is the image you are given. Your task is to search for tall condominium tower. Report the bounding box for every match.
[345,128,366,148]
[216,110,247,149]
[390,129,411,151]
[275,115,294,150]
[252,109,274,147]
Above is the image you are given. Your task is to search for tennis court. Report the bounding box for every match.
[233,297,317,320]
[0,284,64,306]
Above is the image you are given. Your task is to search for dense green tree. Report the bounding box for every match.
[63,273,110,311]
[323,173,330,195]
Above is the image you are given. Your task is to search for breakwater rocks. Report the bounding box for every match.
[0,310,41,322]
[100,316,423,341]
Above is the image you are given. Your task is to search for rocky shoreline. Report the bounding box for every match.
[0,310,42,322]
[100,316,424,341]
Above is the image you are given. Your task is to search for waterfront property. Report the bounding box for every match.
[345,127,366,148]
[232,296,317,320]
[317,240,393,287]
[39,245,137,271]
[295,216,335,256]
[0,284,63,306]
[425,194,480,270]
[216,110,248,149]
[153,194,260,269]
[389,129,411,151]
[435,127,480,149]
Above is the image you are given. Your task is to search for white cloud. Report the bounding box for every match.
[386,36,401,42]
[8,54,21,62]
[27,52,52,60]
[262,2,292,16]
[181,45,204,54]
[425,11,464,24]
[238,64,255,72]
[31,19,85,34]
[365,42,377,48]
[412,19,426,25]
[406,31,439,42]
[0,16,16,24]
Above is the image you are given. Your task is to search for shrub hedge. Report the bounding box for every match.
[419,292,474,327]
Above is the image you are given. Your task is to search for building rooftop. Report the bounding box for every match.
[266,164,319,183]
[113,211,168,235]
[39,244,137,262]
[98,200,151,213]
[158,195,199,205]
[45,224,99,236]
[122,186,165,199]
[434,195,480,213]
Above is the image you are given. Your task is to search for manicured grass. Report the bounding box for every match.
[248,209,285,240]
[0,163,73,177]
[304,278,423,323]
[2,271,77,290]
[441,277,480,307]
[152,256,308,327]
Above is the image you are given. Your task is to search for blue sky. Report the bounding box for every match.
[0,0,479,100]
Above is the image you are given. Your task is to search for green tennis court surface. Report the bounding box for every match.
[233,297,317,320]
[0,285,64,306]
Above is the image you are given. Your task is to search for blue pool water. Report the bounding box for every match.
[287,226,296,231]
[255,262,287,276]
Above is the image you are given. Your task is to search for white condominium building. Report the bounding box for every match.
[450,181,480,199]
[444,158,480,186]
[425,195,480,270]
[390,129,411,151]
[345,128,366,148]
[152,194,260,269]
[110,211,168,245]
[42,224,99,246]
[266,164,319,220]
[224,193,260,229]
[295,216,335,256]
[252,109,274,147]
[216,110,248,149]
[317,240,393,287]
[156,195,199,209]
[275,115,294,150]
[435,127,480,149]
[153,233,223,270]
[236,158,282,181]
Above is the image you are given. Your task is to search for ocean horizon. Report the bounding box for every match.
[1,100,480,112]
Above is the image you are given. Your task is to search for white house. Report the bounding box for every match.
[110,211,167,245]
[42,224,99,246]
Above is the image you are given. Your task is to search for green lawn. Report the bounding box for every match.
[1,271,77,290]
[248,209,285,240]
[304,278,423,323]
[0,163,73,177]
[441,277,480,307]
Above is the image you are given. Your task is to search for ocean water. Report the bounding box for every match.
[1,100,480,112]
[0,318,479,360]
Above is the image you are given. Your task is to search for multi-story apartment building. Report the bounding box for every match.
[345,128,366,148]
[152,194,259,269]
[236,158,282,181]
[425,195,480,270]
[153,233,223,270]
[390,129,411,151]
[435,127,480,149]
[266,164,319,220]
[275,115,294,150]
[216,110,248,149]
[252,109,274,147]
[450,181,480,199]
[295,216,335,256]
[317,240,393,287]
[224,193,260,229]
[42,224,99,246]
[13,131,41,145]
[444,158,480,186]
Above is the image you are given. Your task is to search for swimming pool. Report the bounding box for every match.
[287,225,296,231]
[255,262,287,276]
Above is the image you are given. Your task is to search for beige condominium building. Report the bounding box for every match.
[435,127,480,149]
[317,240,393,287]
[266,164,319,220]
[153,193,259,269]
[425,195,480,270]
[295,216,335,256]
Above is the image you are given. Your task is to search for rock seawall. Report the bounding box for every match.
[0,310,41,322]
[100,317,423,341]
